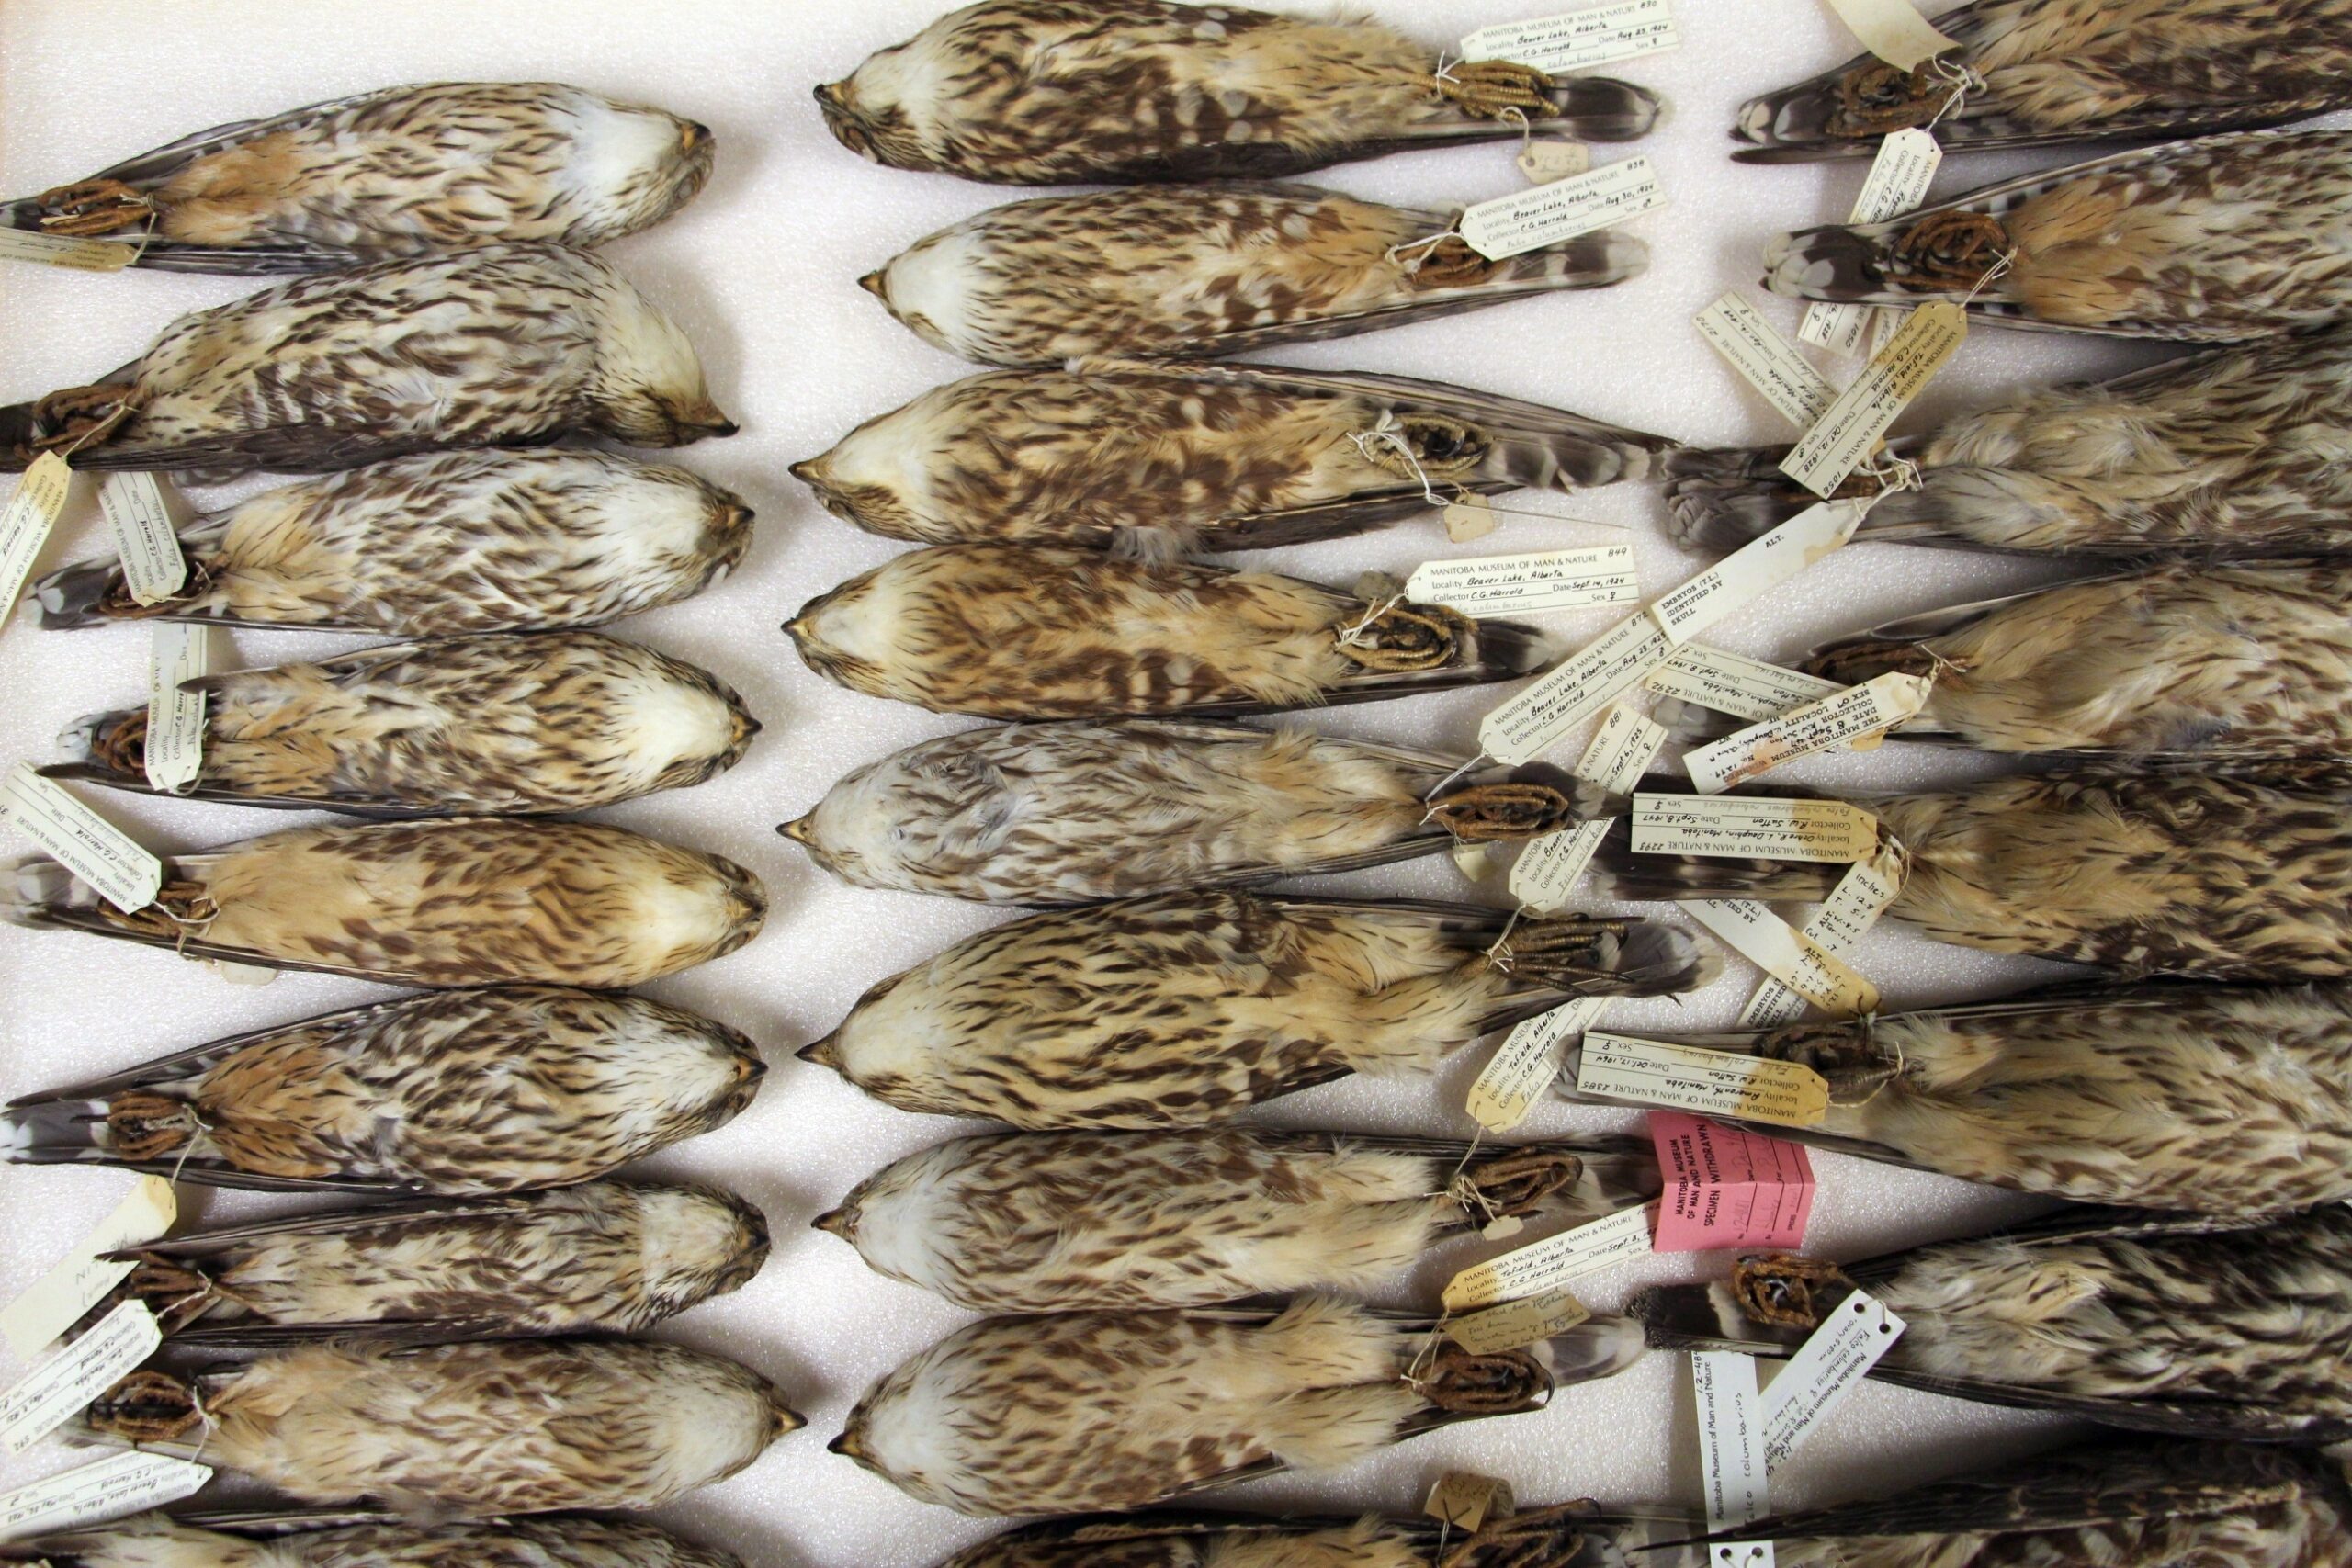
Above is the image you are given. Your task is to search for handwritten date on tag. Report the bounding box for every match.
[1467,996,1607,1132]
[1575,1032,1830,1127]
[0,765,163,916]
[1462,0,1679,74]
[1407,545,1637,617]
[0,453,74,623]
[1685,672,1934,794]
[1443,1203,1655,1310]
[1696,294,1837,432]
[1444,1284,1590,1354]
[0,1450,212,1540]
[1689,899,1881,1018]
[1646,644,1842,724]
[0,229,138,271]
[1630,795,1879,863]
[0,1301,161,1454]
[1738,844,1905,1028]
[1462,155,1664,261]
[1781,302,1968,498]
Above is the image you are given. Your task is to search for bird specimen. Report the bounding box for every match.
[32,449,753,635]
[3,817,764,987]
[1663,323,2352,558]
[1561,981,2352,1214]
[1762,129,2352,339]
[4,82,714,272]
[1599,765,2352,979]
[1634,1206,2352,1443]
[862,183,1646,366]
[75,1337,800,1513]
[817,0,1662,185]
[53,631,759,815]
[1733,0,2352,161]
[786,546,1555,720]
[793,360,1677,554]
[4,987,763,1194]
[3,1513,746,1568]
[781,718,1606,905]
[92,1180,768,1343]
[938,1506,1629,1568]
[799,891,1711,1128]
[833,1296,1646,1516]
[818,1128,1658,1313]
[0,243,733,472]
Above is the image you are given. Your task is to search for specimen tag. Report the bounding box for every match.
[96,472,184,605]
[1462,0,1679,73]
[0,454,72,626]
[1426,1471,1516,1533]
[1580,701,1667,791]
[1819,0,1962,71]
[1510,818,1613,913]
[1443,1203,1655,1310]
[1739,843,1905,1027]
[1691,1351,1775,1568]
[1576,1032,1830,1127]
[1630,795,1878,862]
[1781,302,1968,497]
[0,765,162,915]
[0,1450,212,1540]
[0,1301,160,1454]
[0,1179,175,1359]
[1443,1284,1589,1353]
[1761,1290,1907,1468]
[1688,900,1880,1017]
[144,623,211,795]
[1521,141,1592,185]
[1695,294,1837,430]
[1801,130,1944,356]
[1468,995,1609,1131]
[1652,1113,1815,1251]
[1407,544,1638,616]
[1461,154,1664,260]
[0,230,138,271]
[1646,645,1842,723]
[1649,501,1864,645]
[1446,493,1499,541]
[1686,673,1934,793]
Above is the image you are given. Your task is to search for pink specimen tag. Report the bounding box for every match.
[1649,1112,1815,1252]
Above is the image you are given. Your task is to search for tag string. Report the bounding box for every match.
[1351,415,1447,508]
[1958,247,2018,308]
[1387,229,1466,273]
[1419,751,1496,824]
[1921,57,1985,134]
[1335,593,1406,649]
[1483,908,1525,973]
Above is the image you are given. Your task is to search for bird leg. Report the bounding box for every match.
[94,880,219,943]
[1417,1343,1553,1415]
[29,383,140,457]
[1731,1252,1856,1330]
[85,1369,205,1443]
[1745,1019,1903,1104]
[1427,780,1586,841]
[33,179,154,237]
[1888,210,2013,293]
[1437,60,1556,120]
[86,710,150,777]
[1334,602,1473,672]
[1831,62,1950,137]
[1441,1504,1603,1568]
[1477,915,1635,987]
[1806,637,1945,687]
[1456,1149,1583,1220]
[115,1256,221,1334]
[105,1091,201,1162]
[1377,414,1490,480]
[1402,235,1500,289]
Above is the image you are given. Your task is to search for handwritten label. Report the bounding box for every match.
[1408,545,1638,616]
[1462,155,1664,260]
[96,472,184,606]
[1630,795,1879,863]
[1443,1284,1590,1353]
[1820,0,1962,71]
[1686,672,1934,793]
[1761,1290,1906,1468]
[1576,1032,1829,1127]
[1692,1351,1775,1568]
[1463,0,1680,73]
[1652,1112,1815,1251]
[0,765,162,915]
[0,454,72,625]
[0,1451,211,1540]
[1444,1203,1655,1310]
[1781,302,1968,498]
[1802,130,1944,356]
[1445,493,1499,542]
[1520,141,1592,185]
[1647,645,1842,724]
[1426,1471,1516,1532]
[1688,900,1880,1017]
[1650,501,1864,644]
[0,230,138,271]
[144,624,212,795]
[1739,844,1905,1027]
[1695,294,1838,431]
[0,1302,161,1454]
[1579,701,1666,792]
[1467,995,1609,1131]
[1509,818,1613,913]
[0,1179,175,1359]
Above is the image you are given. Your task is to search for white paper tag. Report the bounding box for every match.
[1695,294,1837,431]
[1467,994,1609,1131]
[1425,1471,1516,1532]
[1480,610,1673,765]
[0,230,138,271]
[1578,702,1668,792]
[1688,900,1880,1016]
[0,1450,211,1540]
[0,1301,161,1454]
[1576,1031,1830,1126]
[0,454,73,625]
[1630,795,1879,862]
[1520,141,1593,185]
[1761,1289,1907,1467]
[1509,818,1613,913]
[1692,1350,1774,1568]
[1647,646,1842,724]
[1820,0,1962,71]
[1461,0,1681,73]
[1738,844,1905,1027]
[1445,492,1499,541]
[0,765,163,915]
[96,473,185,606]
[1462,154,1664,260]
[144,624,211,795]
[1651,500,1866,645]
[1686,672,1934,794]
[1443,1283,1590,1354]
[1871,304,1908,358]
[1781,302,1968,498]
[1800,130,1944,357]
[1407,545,1638,617]
[0,1179,176,1359]
[1443,1203,1655,1310]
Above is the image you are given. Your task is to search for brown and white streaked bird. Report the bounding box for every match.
[941,1506,1645,1568]
[786,546,1556,720]
[32,449,752,635]
[3,987,762,1194]
[799,892,1712,1128]
[74,1337,800,1514]
[1634,1206,2352,1443]
[832,1295,1645,1516]
[1664,323,2352,558]
[816,1129,1658,1313]
[1733,0,2352,162]
[781,718,1608,905]
[1561,980,2352,1215]
[793,359,1679,555]
[51,631,758,816]
[861,183,1648,367]
[1658,561,2352,760]
[1763,128,2352,340]
[89,1179,767,1344]
[0,243,733,473]
[1600,765,2352,980]
[816,0,1662,186]
[2,817,763,987]
[3,82,714,274]
[3,1510,747,1568]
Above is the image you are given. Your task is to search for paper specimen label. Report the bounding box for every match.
[144,623,211,795]
[1520,141,1593,185]
[1576,1032,1829,1126]
[0,765,163,915]
[1630,795,1879,862]
[1443,1284,1589,1353]
[1443,1203,1655,1310]
[1446,492,1500,541]
[1463,0,1679,73]
[1407,545,1638,616]
[1462,154,1664,260]
[1696,293,1837,430]
[0,1302,161,1454]
[0,1451,211,1540]
[1652,1113,1815,1251]
[1481,610,1673,764]
[1649,500,1864,644]
[1686,672,1934,793]
[1509,818,1614,914]
[1,1178,176,1359]
[1761,1290,1907,1468]
[1781,302,1968,497]
[96,472,185,606]
[1646,644,1843,723]
[1692,1351,1775,1568]
[0,230,138,271]
[1688,899,1880,1017]
[1820,0,1963,71]
[1579,702,1668,791]
[1426,1470,1516,1532]
[1801,130,1943,356]
[1739,845,1905,1026]
[0,453,72,623]
[1467,995,1609,1131]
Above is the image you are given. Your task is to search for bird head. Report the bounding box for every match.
[571,91,718,231]
[593,284,738,447]
[813,62,926,171]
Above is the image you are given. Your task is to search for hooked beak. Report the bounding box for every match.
[797,1032,842,1071]
[778,813,814,845]
[811,1205,855,1239]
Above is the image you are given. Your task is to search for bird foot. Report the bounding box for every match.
[1427,780,1585,842]
[29,383,140,457]
[104,1091,200,1162]
[1438,60,1555,119]
[1335,601,1473,672]
[1419,1343,1553,1416]
[1889,209,2012,293]
[1731,1252,1855,1329]
[34,179,153,237]
[85,1369,204,1443]
[1457,1149,1583,1220]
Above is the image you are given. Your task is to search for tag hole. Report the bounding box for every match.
[1878,1322,1892,1334]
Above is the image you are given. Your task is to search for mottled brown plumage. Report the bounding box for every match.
[786,546,1555,720]
[3,987,762,1194]
[941,1507,1624,1568]
[799,891,1711,1128]
[818,0,1659,185]
[864,183,1646,367]
[3,817,764,987]
[5,82,713,272]
[6,1511,746,1568]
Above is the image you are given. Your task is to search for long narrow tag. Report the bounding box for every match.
[97,472,186,606]
[1461,155,1665,260]
[0,231,138,271]
[1688,900,1880,1016]
[1442,1203,1655,1309]
[1692,1350,1775,1568]
[1686,673,1934,793]
[1800,130,1944,356]
[1468,995,1609,1131]
[1738,844,1905,1027]
[1507,706,1666,913]
[1649,501,1864,645]
[1695,294,1837,430]
[1575,1032,1829,1126]
[1443,1284,1589,1353]
[0,1302,161,1454]
[1407,545,1638,616]
[0,765,163,914]
[1820,0,1962,71]
[1780,303,1968,498]
[1630,795,1878,863]
[1760,1289,1907,1468]
[0,1178,176,1358]
[144,624,211,794]
[1462,0,1680,73]
[0,1450,211,1540]
[1647,645,1842,723]
[0,454,72,624]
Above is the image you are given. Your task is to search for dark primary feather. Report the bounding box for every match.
[5,1510,748,1568]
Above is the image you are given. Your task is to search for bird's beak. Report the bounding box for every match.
[797,1032,842,1071]
[680,119,712,152]
[773,1398,807,1438]
[778,813,814,845]
[857,269,888,300]
[814,81,846,112]
[811,1205,855,1239]
[787,454,830,485]
[827,1429,865,1460]
[782,616,809,645]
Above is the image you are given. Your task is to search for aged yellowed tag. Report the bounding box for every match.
[1819,0,1962,71]
[0,1301,162,1454]
[1462,154,1664,260]
[1408,544,1638,617]
[1426,1471,1517,1533]
[1695,293,1838,430]
[1781,302,1968,497]
[1630,795,1879,863]
[0,1451,212,1539]
[1686,672,1934,793]
[144,623,212,795]
[0,1178,176,1359]
[0,229,138,270]
[1801,130,1943,356]
[1443,1284,1591,1353]
[1443,1203,1655,1310]
[97,471,186,606]
[1463,0,1679,73]
[1520,141,1593,185]
[1646,644,1843,723]
[1739,841,1905,1027]
[0,453,73,623]
[1688,900,1881,1017]
[1576,1031,1831,1126]
[1445,492,1500,541]
[0,764,163,915]
[1467,995,1609,1132]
